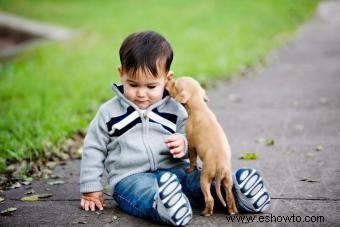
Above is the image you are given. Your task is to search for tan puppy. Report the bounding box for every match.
[166,76,238,216]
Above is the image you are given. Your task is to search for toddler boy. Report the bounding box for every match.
[80,31,270,226]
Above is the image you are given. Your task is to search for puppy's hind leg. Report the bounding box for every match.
[200,174,214,216]
[223,173,238,215]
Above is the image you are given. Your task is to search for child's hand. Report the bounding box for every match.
[164,133,186,158]
[80,191,106,211]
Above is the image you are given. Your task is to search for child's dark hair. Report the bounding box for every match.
[119,31,173,77]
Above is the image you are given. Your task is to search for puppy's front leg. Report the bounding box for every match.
[186,146,198,173]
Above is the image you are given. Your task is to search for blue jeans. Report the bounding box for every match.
[113,164,254,225]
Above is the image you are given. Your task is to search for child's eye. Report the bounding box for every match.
[129,84,138,87]
[147,85,156,89]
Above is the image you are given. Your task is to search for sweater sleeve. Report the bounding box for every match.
[80,106,109,193]
[176,104,189,159]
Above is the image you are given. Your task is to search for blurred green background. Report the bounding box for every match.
[0,0,319,172]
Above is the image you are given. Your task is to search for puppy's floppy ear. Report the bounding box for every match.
[175,91,190,104]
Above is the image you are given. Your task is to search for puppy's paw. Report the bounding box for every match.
[200,209,213,217]
[228,209,238,215]
[227,198,238,215]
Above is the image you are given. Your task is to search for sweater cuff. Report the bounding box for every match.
[80,181,103,194]
[179,134,189,159]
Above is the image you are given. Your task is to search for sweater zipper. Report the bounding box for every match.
[141,112,157,171]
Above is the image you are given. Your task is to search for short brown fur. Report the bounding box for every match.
[166,77,238,216]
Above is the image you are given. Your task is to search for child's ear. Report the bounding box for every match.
[118,66,124,77]
[166,70,174,82]
[165,71,174,91]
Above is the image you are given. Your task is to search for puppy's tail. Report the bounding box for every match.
[215,172,227,207]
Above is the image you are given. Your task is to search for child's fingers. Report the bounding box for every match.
[167,140,181,148]
[173,152,184,158]
[80,198,85,209]
[100,197,106,207]
[171,148,184,158]
[170,146,183,154]
[84,200,90,211]
[89,201,96,211]
[95,200,104,210]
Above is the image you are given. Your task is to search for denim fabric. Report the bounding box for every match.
[113,164,260,225]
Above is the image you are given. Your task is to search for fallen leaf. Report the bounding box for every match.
[21,195,39,202]
[104,185,110,193]
[57,152,69,160]
[109,215,119,223]
[1,207,17,215]
[46,161,57,169]
[0,197,4,202]
[300,177,319,183]
[21,181,32,186]
[26,189,35,195]
[23,176,33,182]
[77,147,83,154]
[306,152,314,159]
[50,174,61,179]
[265,139,275,146]
[37,193,53,199]
[73,220,87,224]
[10,182,22,189]
[316,145,323,151]
[47,180,64,185]
[21,193,53,202]
[239,153,259,160]
[255,138,276,146]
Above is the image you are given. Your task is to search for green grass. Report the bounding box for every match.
[0,0,319,172]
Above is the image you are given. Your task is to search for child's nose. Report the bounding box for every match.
[136,88,146,97]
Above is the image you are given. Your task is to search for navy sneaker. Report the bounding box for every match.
[155,172,192,226]
[233,168,270,213]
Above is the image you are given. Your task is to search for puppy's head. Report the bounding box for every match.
[166,77,208,104]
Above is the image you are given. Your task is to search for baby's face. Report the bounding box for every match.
[120,68,168,109]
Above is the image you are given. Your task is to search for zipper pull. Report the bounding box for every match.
[143,112,148,119]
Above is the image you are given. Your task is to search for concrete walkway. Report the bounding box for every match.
[1,1,339,226]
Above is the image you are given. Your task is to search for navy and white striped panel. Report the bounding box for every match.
[149,109,177,133]
[106,106,141,137]
[106,107,178,137]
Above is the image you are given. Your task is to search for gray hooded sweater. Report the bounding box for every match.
[80,84,188,194]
